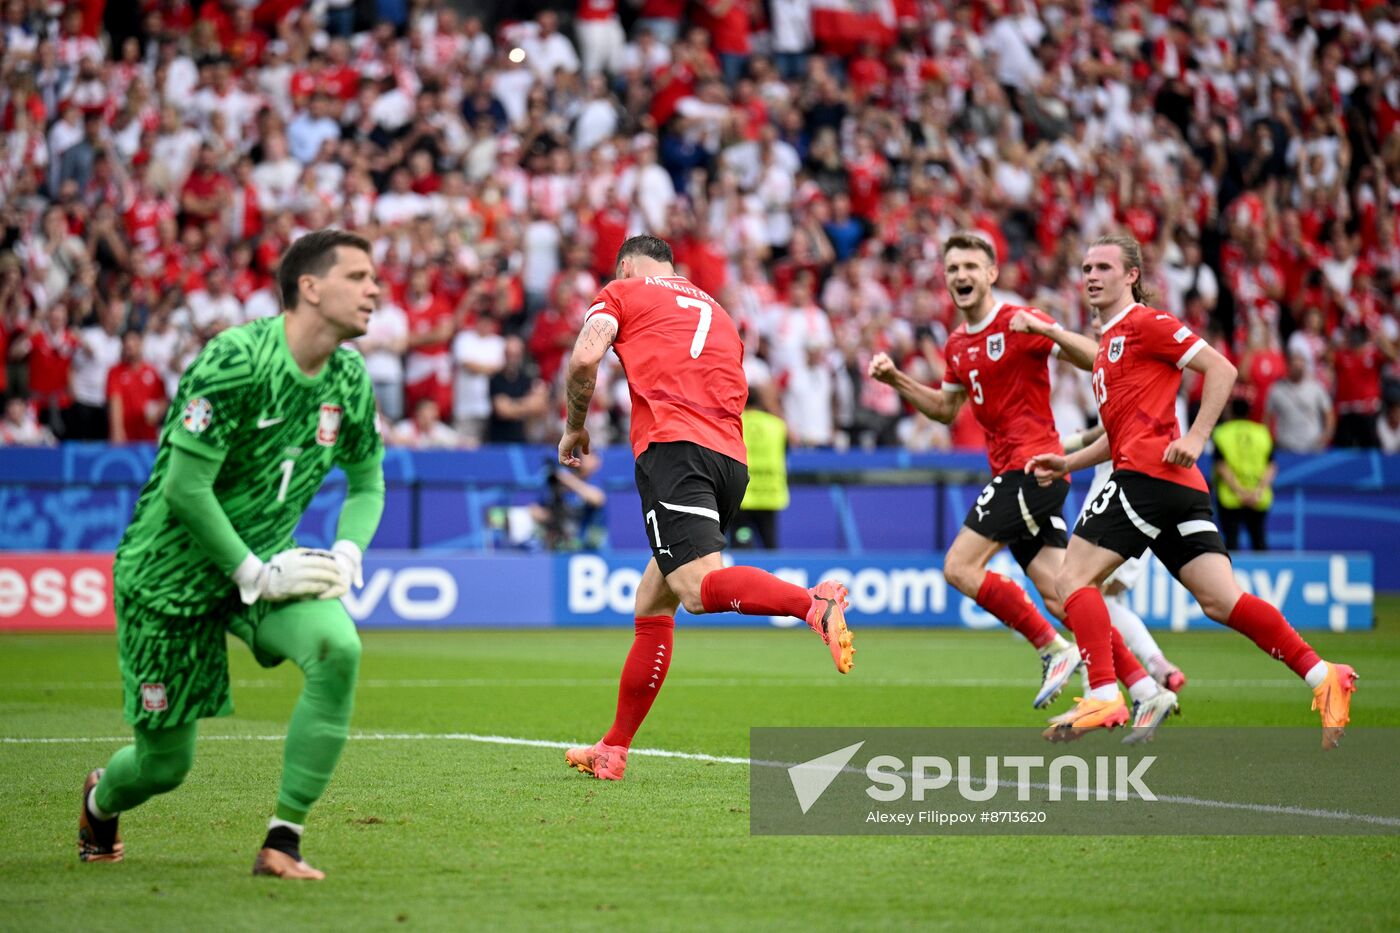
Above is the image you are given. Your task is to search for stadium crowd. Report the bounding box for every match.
[0,0,1398,452]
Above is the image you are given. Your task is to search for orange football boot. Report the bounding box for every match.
[1311,662,1358,750]
[1042,694,1130,742]
[806,581,854,674]
[565,739,629,780]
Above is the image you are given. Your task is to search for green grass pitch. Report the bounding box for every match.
[3,599,1399,931]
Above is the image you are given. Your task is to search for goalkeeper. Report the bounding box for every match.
[77,230,386,881]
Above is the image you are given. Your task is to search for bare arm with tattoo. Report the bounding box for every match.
[559,315,618,467]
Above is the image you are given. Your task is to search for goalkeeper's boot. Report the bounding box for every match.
[253,825,325,880]
[1122,689,1179,745]
[78,769,123,862]
[565,739,628,780]
[1311,662,1358,750]
[1042,694,1129,742]
[806,581,854,674]
[1033,643,1081,708]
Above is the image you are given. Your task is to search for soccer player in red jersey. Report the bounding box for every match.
[869,233,1104,710]
[1028,235,1356,747]
[556,235,855,780]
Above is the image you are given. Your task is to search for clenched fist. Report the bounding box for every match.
[868,352,898,384]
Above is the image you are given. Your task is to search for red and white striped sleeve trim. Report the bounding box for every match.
[1175,340,1206,369]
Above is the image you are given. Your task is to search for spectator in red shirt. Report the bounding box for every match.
[1333,324,1398,448]
[106,329,167,443]
[846,134,887,222]
[179,144,231,230]
[402,264,456,418]
[1239,322,1288,423]
[15,301,77,436]
[225,6,267,73]
[527,280,582,386]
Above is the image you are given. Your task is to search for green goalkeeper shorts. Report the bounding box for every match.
[115,589,271,729]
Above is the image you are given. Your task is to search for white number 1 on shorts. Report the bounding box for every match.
[675,296,712,359]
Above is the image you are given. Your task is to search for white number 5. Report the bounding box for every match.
[968,369,984,405]
[675,296,712,358]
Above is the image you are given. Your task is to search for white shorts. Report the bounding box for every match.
[1079,462,1148,591]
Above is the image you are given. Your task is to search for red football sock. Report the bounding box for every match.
[1063,587,1117,690]
[1111,626,1149,688]
[603,615,674,748]
[699,566,812,619]
[975,572,1058,649]
[1226,592,1321,680]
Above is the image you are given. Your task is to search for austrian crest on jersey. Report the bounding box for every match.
[987,332,1005,361]
[1108,335,1126,363]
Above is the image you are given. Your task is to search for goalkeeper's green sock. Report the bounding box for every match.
[255,600,362,826]
[93,721,198,815]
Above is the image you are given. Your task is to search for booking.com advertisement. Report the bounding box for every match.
[0,551,1374,632]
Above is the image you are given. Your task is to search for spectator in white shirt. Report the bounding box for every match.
[183,268,245,336]
[772,274,835,376]
[374,167,429,227]
[522,12,580,85]
[452,313,506,442]
[242,287,280,321]
[572,74,619,154]
[393,398,466,448]
[355,299,410,421]
[1379,399,1400,455]
[617,133,674,234]
[252,133,302,213]
[0,396,57,446]
[150,104,203,192]
[522,203,563,313]
[67,297,126,440]
[784,341,836,447]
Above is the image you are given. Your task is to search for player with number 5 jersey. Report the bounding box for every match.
[870,233,1135,714]
[1027,235,1356,747]
[556,235,854,782]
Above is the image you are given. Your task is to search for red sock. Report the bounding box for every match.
[1226,592,1321,680]
[699,566,812,619]
[603,615,674,748]
[1111,626,1149,688]
[975,573,1057,649]
[1063,587,1116,690]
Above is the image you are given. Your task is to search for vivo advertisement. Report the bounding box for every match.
[0,551,1373,633]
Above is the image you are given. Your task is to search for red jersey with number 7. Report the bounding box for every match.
[940,302,1065,476]
[585,275,748,463]
[1093,302,1209,492]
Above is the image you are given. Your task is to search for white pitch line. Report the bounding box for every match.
[2,731,1397,828]
[6,677,1388,691]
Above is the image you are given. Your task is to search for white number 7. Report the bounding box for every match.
[675,296,712,359]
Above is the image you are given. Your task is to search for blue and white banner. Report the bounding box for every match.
[341,551,1374,631]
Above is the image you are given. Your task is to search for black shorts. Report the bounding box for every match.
[1073,469,1229,578]
[963,470,1070,569]
[635,441,748,575]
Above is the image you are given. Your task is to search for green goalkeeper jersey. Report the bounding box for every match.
[115,315,382,616]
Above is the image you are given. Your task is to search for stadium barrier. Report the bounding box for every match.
[0,550,1372,633]
[4,445,1399,584]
